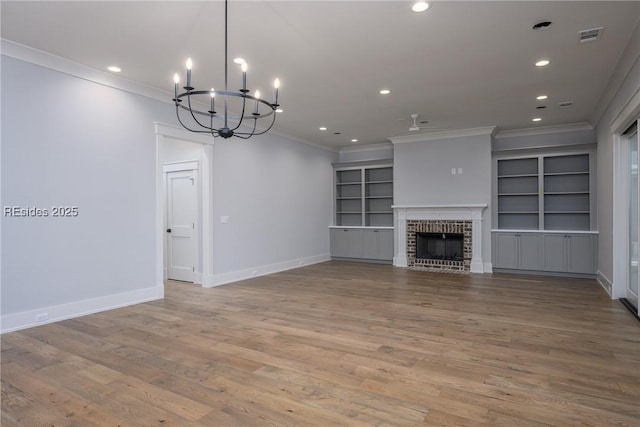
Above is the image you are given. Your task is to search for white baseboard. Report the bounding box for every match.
[1,284,164,334]
[205,254,331,288]
[483,262,493,273]
[596,270,613,297]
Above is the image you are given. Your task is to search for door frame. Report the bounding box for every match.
[610,88,640,317]
[155,122,215,287]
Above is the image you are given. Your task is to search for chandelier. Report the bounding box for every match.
[172,0,280,139]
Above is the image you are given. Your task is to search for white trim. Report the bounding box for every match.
[205,254,330,288]
[388,127,496,144]
[329,226,394,230]
[1,285,163,334]
[339,143,393,154]
[392,204,488,210]
[393,204,488,273]
[491,229,599,235]
[162,161,199,173]
[597,270,613,297]
[494,122,593,139]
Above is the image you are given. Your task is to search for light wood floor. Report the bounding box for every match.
[2,261,639,426]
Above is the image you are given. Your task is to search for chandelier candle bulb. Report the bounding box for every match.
[173,73,180,101]
[209,88,215,113]
[273,78,280,106]
[185,58,193,90]
[241,62,248,93]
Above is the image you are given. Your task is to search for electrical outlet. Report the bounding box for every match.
[35,313,49,322]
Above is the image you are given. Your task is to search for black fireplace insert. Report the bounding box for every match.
[415,232,464,261]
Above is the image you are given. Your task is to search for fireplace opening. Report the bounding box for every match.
[416,232,464,261]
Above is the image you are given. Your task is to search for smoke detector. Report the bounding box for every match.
[578,27,603,43]
[559,101,574,109]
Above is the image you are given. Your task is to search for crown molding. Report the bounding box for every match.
[1,38,173,105]
[388,126,496,145]
[494,122,593,139]
[339,142,393,154]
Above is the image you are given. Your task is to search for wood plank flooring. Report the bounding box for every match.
[2,261,639,426]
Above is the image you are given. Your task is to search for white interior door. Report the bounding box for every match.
[166,169,197,282]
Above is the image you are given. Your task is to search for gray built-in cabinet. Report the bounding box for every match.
[493,232,597,275]
[330,228,394,262]
[493,152,597,277]
[331,162,394,263]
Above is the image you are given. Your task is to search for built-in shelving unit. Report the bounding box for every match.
[497,157,539,230]
[335,163,393,227]
[496,153,592,231]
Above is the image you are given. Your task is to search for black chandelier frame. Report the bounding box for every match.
[172,0,280,139]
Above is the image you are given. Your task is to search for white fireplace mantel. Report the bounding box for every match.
[392,204,488,273]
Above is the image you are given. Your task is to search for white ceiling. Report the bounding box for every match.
[2,1,639,150]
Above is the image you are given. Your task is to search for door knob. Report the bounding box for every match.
[166,228,172,233]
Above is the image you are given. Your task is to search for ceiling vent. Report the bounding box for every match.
[559,101,574,108]
[578,27,603,43]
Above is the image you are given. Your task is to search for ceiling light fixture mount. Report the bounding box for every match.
[172,0,281,139]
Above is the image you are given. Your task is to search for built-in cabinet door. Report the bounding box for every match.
[542,234,567,272]
[567,234,595,274]
[331,228,363,258]
[377,230,394,260]
[493,233,519,269]
[330,228,350,258]
[362,230,379,259]
[362,229,394,260]
[518,234,542,270]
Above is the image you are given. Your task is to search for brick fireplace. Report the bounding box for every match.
[407,220,472,272]
[393,204,488,273]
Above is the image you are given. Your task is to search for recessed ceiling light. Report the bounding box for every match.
[351,139,358,143]
[532,117,542,122]
[412,1,429,13]
[535,60,550,67]
[276,109,283,113]
[233,58,245,64]
[319,127,327,131]
[107,66,121,73]
[333,132,341,135]
[536,95,548,100]
[536,106,547,110]
[379,89,391,95]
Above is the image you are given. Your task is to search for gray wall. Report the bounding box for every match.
[1,54,336,330]
[1,55,173,316]
[338,144,393,163]
[594,19,640,285]
[211,135,335,276]
[393,133,493,264]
